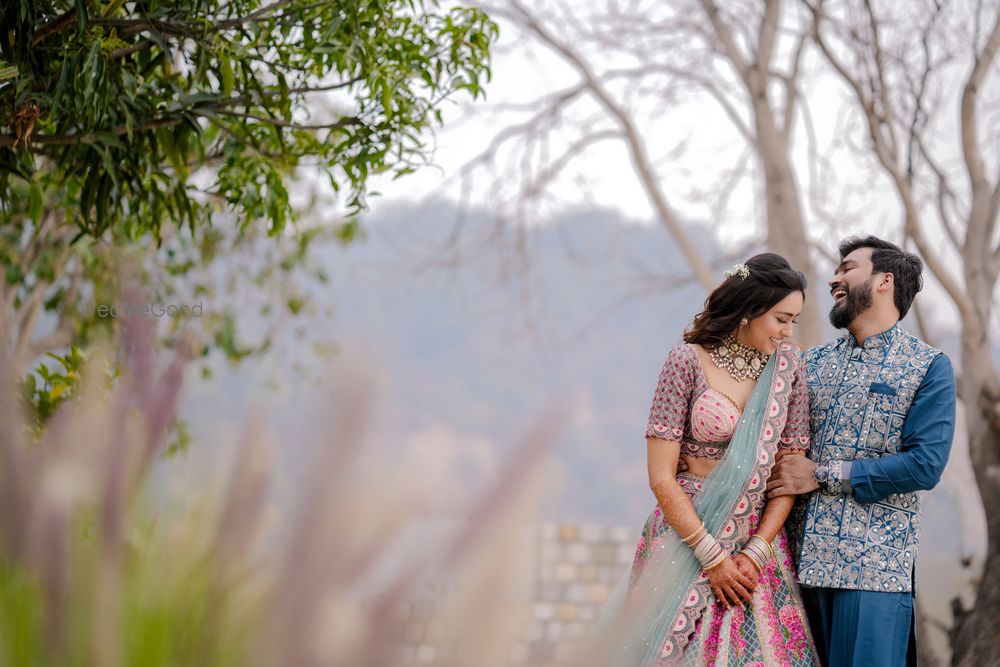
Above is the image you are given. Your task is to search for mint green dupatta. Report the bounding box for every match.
[593,352,781,666]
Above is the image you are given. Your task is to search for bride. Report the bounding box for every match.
[599,253,820,666]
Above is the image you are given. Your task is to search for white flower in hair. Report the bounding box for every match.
[724,263,751,280]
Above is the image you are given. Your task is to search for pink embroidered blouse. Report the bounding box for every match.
[645,343,810,460]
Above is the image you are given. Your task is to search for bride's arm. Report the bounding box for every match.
[644,345,752,606]
[750,476,799,545]
[647,438,753,607]
[740,350,810,578]
[646,438,704,540]
[730,483,797,591]
[644,346,709,541]
[758,353,810,543]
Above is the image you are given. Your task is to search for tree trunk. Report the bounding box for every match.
[915,597,941,667]
[950,465,1000,666]
[749,84,823,347]
[950,322,1000,665]
[760,146,821,346]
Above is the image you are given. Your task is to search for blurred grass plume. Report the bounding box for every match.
[0,281,572,666]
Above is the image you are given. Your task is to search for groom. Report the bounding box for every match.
[766,236,956,667]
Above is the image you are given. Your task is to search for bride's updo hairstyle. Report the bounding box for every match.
[683,253,807,349]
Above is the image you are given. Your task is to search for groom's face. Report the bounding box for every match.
[828,247,877,329]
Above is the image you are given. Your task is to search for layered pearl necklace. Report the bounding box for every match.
[709,335,769,382]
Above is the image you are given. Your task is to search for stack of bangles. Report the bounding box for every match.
[739,534,775,573]
[681,523,727,570]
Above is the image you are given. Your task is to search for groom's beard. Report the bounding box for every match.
[829,277,874,329]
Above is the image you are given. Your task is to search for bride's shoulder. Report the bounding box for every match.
[661,342,699,369]
[777,340,803,354]
[777,342,806,370]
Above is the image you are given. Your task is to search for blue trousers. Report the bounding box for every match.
[800,587,916,667]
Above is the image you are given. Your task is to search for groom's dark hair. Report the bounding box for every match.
[839,236,923,318]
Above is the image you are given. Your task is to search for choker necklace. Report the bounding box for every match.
[709,335,769,382]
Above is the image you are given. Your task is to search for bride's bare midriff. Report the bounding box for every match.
[681,454,720,477]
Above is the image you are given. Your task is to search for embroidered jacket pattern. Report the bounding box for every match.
[789,324,949,593]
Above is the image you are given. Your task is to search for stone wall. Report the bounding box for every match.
[396,521,636,666]
[510,523,636,665]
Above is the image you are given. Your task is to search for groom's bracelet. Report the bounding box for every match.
[816,460,853,496]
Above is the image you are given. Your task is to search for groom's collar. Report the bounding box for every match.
[844,322,901,351]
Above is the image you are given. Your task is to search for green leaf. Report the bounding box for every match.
[28,183,43,223]
[75,0,89,32]
[219,58,234,95]
[180,92,222,107]
[102,0,127,18]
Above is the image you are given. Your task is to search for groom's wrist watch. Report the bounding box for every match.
[814,463,831,492]
[814,461,850,495]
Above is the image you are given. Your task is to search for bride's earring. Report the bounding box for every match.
[740,317,749,327]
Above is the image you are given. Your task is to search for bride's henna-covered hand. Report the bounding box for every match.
[732,553,761,593]
[706,556,754,608]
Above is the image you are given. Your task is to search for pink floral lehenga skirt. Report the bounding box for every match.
[629,473,819,666]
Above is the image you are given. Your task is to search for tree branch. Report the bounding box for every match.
[0,81,364,148]
[604,64,756,145]
[15,274,59,365]
[27,272,85,359]
[991,179,1000,266]
[210,110,360,131]
[500,0,716,289]
[214,0,295,30]
[699,0,750,81]
[31,6,82,45]
[782,33,809,141]
[109,41,155,60]
[0,117,182,147]
[520,129,621,201]
[910,132,963,253]
[905,0,945,180]
[756,0,781,82]
[18,208,65,278]
[806,0,976,327]
[90,17,201,40]
[962,13,1000,252]
[863,0,899,157]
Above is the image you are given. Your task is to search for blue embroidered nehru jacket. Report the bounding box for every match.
[788,323,956,593]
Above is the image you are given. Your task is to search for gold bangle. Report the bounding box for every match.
[739,550,764,572]
[741,536,771,571]
[704,550,727,570]
[682,523,707,545]
[747,535,772,555]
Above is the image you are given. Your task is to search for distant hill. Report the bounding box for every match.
[323,202,727,523]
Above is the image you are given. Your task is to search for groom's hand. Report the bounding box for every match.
[766,453,818,498]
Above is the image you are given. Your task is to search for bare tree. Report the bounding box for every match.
[802,0,998,664]
[465,0,829,343]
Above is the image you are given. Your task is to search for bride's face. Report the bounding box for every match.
[739,291,804,355]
